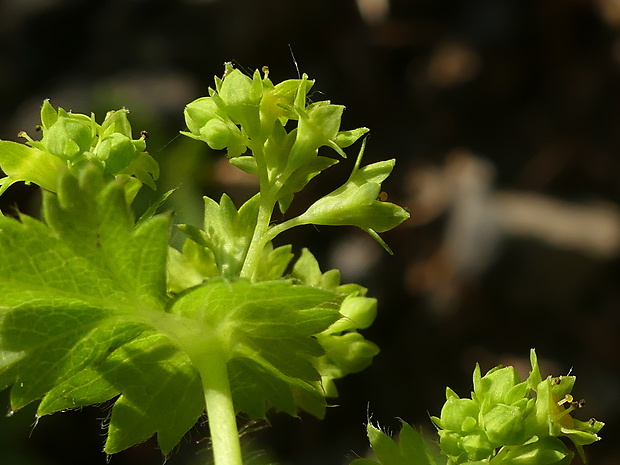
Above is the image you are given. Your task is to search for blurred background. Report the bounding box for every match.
[1,0,620,464]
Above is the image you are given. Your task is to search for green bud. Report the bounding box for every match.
[40,99,58,128]
[218,68,256,108]
[183,92,249,158]
[437,430,464,458]
[229,155,258,174]
[318,332,379,374]
[42,109,95,160]
[215,68,261,133]
[474,364,525,407]
[201,119,234,150]
[438,396,479,433]
[326,295,377,333]
[184,97,221,135]
[483,404,526,445]
[94,133,138,174]
[461,432,494,461]
[200,119,247,158]
[101,109,133,138]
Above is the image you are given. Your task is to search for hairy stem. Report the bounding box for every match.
[194,344,242,465]
[148,311,242,465]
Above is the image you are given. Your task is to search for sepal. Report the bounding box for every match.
[296,139,409,248]
[0,141,65,195]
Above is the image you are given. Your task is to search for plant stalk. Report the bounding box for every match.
[239,139,275,280]
[195,346,243,465]
[240,198,273,280]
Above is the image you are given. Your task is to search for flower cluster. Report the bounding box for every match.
[183,63,409,250]
[0,100,158,197]
[432,350,603,464]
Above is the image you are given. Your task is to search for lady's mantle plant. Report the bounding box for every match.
[0,63,407,465]
[0,63,603,465]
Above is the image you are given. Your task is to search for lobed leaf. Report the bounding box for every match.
[0,165,189,453]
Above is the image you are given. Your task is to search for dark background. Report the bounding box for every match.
[1,0,620,464]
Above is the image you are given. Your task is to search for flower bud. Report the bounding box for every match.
[41,109,95,161]
[483,403,527,445]
[94,133,140,174]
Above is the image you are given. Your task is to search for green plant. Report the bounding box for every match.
[354,350,603,465]
[0,63,602,465]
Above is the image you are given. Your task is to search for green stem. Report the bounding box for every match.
[146,313,242,465]
[239,139,275,280]
[240,196,274,280]
[263,216,306,243]
[194,345,242,465]
[241,206,312,280]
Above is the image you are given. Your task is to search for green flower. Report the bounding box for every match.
[525,350,604,461]
[183,96,248,158]
[182,63,372,213]
[0,100,158,198]
[432,350,603,465]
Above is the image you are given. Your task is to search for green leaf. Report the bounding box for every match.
[0,164,351,456]
[0,140,66,195]
[100,333,204,454]
[253,243,294,281]
[178,193,260,278]
[170,278,342,419]
[0,165,202,455]
[351,422,440,465]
